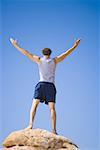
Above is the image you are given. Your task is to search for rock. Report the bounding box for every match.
[2,128,79,150]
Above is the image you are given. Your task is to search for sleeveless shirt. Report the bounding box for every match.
[38,57,56,84]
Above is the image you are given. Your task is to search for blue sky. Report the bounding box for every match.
[0,0,99,149]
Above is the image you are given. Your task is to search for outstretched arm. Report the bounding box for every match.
[10,38,40,64]
[54,39,81,64]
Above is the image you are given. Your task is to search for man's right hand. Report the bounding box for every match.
[10,38,18,45]
[10,38,40,64]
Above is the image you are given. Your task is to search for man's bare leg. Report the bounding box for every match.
[49,102,57,134]
[26,99,40,129]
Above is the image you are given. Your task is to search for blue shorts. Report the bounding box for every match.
[33,82,57,105]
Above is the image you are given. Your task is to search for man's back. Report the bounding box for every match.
[38,57,56,84]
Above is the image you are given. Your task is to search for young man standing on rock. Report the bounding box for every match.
[10,38,81,134]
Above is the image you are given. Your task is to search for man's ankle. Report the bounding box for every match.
[52,129,57,134]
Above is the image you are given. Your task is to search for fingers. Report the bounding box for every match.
[10,38,17,45]
[75,39,81,45]
[10,38,14,43]
[76,39,81,42]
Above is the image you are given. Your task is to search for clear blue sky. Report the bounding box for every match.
[0,0,99,149]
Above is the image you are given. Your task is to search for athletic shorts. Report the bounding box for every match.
[33,82,57,105]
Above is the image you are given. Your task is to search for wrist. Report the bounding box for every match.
[73,43,77,48]
[13,43,18,47]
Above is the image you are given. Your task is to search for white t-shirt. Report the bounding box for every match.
[38,57,56,84]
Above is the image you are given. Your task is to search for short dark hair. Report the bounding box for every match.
[42,48,52,56]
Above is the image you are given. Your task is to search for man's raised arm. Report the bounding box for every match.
[10,38,40,64]
[54,39,81,64]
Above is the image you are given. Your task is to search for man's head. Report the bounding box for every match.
[42,48,52,56]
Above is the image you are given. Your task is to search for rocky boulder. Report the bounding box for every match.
[3,128,79,150]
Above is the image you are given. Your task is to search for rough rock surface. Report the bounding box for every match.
[3,128,79,150]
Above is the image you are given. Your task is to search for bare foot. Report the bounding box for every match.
[24,124,33,130]
[52,129,58,135]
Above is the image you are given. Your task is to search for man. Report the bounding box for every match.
[10,38,81,134]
